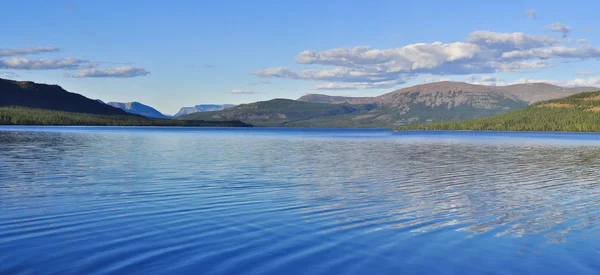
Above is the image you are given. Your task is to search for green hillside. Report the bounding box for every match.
[394,91,600,132]
[0,107,251,127]
[178,98,380,127]
[178,95,528,128]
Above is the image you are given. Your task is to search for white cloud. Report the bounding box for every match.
[490,60,553,72]
[72,66,150,78]
[0,58,92,70]
[467,31,561,50]
[0,47,60,57]
[523,9,537,19]
[251,30,599,90]
[295,42,480,69]
[545,22,573,38]
[501,46,600,60]
[230,89,259,94]
[576,71,597,76]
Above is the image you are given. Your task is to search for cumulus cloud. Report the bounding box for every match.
[71,66,150,78]
[501,46,600,60]
[489,60,553,72]
[545,22,573,37]
[523,9,537,19]
[466,31,560,50]
[295,42,480,69]
[230,89,259,94]
[0,58,93,70]
[0,47,60,57]
[251,29,599,90]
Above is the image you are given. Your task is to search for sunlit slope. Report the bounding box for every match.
[394,91,600,132]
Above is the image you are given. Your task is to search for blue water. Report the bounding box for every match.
[2,127,600,274]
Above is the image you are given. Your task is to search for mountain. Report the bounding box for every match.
[501,83,599,103]
[0,77,251,127]
[182,82,534,127]
[174,104,236,117]
[106,102,170,119]
[395,90,600,132]
[0,78,127,115]
[181,81,598,128]
[298,82,598,105]
[177,99,380,127]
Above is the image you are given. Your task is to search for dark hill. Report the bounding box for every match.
[0,78,127,115]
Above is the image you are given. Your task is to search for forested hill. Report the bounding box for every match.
[394,90,600,132]
[0,78,127,115]
[0,107,251,127]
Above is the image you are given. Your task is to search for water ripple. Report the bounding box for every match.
[2,127,600,274]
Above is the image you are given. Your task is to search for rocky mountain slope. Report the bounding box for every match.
[396,90,600,132]
[299,82,597,105]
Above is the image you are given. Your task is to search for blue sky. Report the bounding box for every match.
[1,0,599,115]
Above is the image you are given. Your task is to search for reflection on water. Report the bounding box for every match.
[1,127,600,274]
[295,141,600,242]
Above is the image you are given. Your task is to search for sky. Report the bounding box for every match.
[1,0,599,115]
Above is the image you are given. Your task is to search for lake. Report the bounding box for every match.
[1,127,600,274]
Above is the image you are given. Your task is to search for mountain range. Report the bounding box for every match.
[174,104,236,117]
[106,102,171,119]
[0,77,250,127]
[2,76,599,128]
[179,82,598,127]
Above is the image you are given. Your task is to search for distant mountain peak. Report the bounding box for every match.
[106,101,170,119]
[174,104,236,117]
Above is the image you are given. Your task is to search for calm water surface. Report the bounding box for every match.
[1,127,600,274]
